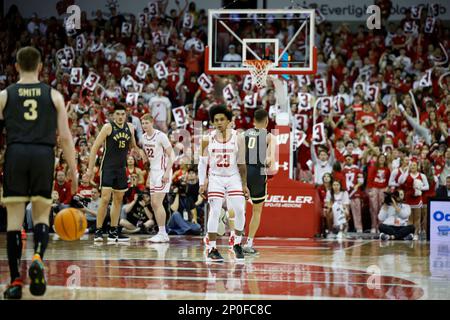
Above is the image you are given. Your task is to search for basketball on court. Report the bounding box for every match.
[53,208,87,241]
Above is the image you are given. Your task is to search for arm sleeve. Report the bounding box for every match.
[198,156,208,186]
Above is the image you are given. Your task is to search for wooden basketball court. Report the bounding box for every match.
[1,234,448,300]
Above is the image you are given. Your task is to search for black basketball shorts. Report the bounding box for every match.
[100,168,128,192]
[246,165,268,204]
[2,143,55,204]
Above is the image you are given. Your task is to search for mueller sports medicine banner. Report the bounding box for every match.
[429,200,450,244]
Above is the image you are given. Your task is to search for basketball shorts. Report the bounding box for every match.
[101,168,128,192]
[2,143,55,204]
[208,173,244,199]
[247,165,268,204]
[149,169,172,193]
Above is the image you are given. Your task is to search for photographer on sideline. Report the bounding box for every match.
[76,188,100,233]
[120,189,155,234]
[378,189,415,241]
[167,182,202,236]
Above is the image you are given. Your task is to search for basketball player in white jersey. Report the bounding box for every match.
[140,114,175,242]
[199,105,250,262]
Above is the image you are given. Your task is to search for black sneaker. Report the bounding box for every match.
[94,229,103,242]
[207,248,224,262]
[3,279,23,299]
[404,234,414,241]
[108,228,130,242]
[117,232,130,242]
[233,244,245,261]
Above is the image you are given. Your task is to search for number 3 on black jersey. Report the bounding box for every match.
[23,99,38,121]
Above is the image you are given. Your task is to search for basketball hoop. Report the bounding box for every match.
[243,60,274,89]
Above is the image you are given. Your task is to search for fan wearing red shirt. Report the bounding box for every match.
[54,171,72,205]
[366,154,391,232]
[77,173,94,199]
[342,154,364,233]
[356,102,377,135]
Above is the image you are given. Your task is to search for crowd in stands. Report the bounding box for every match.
[0,0,449,240]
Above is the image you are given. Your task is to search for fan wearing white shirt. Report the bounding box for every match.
[221,44,242,68]
[325,180,350,239]
[148,87,172,133]
[310,141,335,186]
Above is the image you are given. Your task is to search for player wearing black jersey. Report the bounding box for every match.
[0,47,78,299]
[242,109,275,255]
[87,104,141,243]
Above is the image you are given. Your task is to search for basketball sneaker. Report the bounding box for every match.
[108,228,130,242]
[147,233,170,243]
[94,228,103,242]
[207,248,224,262]
[233,244,245,261]
[3,278,23,299]
[28,254,46,296]
[243,245,259,255]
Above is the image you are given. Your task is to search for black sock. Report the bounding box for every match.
[7,231,22,283]
[33,223,49,259]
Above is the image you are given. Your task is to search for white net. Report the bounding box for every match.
[243,60,274,89]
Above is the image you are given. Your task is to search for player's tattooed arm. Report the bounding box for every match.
[237,133,250,199]
[266,132,276,170]
[87,123,112,181]
[128,123,144,155]
[53,88,78,194]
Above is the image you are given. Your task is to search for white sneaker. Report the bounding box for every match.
[336,231,344,239]
[413,234,419,241]
[147,233,170,243]
[370,228,377,234]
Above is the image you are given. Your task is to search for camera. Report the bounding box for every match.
[384,191,400,206]
[383,192,393,206]
[71,195,91,208]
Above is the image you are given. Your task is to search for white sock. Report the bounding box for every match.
[158,226,166,235]
[246,238,254,247]
[209,241,216,250]
[235,235,242,245]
